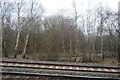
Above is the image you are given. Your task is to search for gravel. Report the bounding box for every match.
[2,67,120,79]
[2,58,119,68]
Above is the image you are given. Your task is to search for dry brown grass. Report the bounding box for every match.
[100,58,118,66]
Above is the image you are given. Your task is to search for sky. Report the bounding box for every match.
[4,0,120,16]
[2,0,120,35]
[40,0,119,9]
[40,0,120,16]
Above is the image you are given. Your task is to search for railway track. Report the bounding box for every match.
[1,58,120,79]
[2,71,119,80]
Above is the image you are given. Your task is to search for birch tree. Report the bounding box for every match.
[97,6,106,61]
[22,1,43,58]
[72,1,79,56]
[97,5,112,61]
[14,2,24,58]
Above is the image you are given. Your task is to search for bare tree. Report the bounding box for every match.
[22,1,43,58]
[118,5,120,64]
[97,5,107,61]
[1,2,13,57]
[0,23,1,59]
[14,2,24,58]
[22,1,34,57]
[72,1,79,56]
[59,15,66,57]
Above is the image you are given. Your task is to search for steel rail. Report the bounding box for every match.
[1,60,120,69]
[2,71,120,80]
[1,61,120,74]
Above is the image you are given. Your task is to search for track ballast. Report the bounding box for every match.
[1,58,120,80]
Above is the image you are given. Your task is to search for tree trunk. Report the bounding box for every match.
[3,41,7,57]
[15,30,20,49]
[92,18,96,55]
[0,24,2,58]
[73,1,79,57]
[92,39,95,54]
[22,33,29,58]
[101,36,104,61]
[14,29,21,58]
[34,30,37,53]
[75,31,79,54]
[70,30,72,54]
[100,17,104,61]
[34,41,37,53]
[118,34,120,65]
[14,2,22,58]
[62,37,65,56]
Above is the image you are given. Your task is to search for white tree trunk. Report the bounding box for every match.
[22,33,29,55]
[62,37,65,55]
[14,29,21,52]
[70,31,72,54]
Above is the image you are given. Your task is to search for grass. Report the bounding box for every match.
[101,57,118,66]
[4,53,119,66]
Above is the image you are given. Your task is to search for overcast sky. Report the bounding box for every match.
[40,0,119,9]
[40,0,120,16]
[5,0,120,16]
